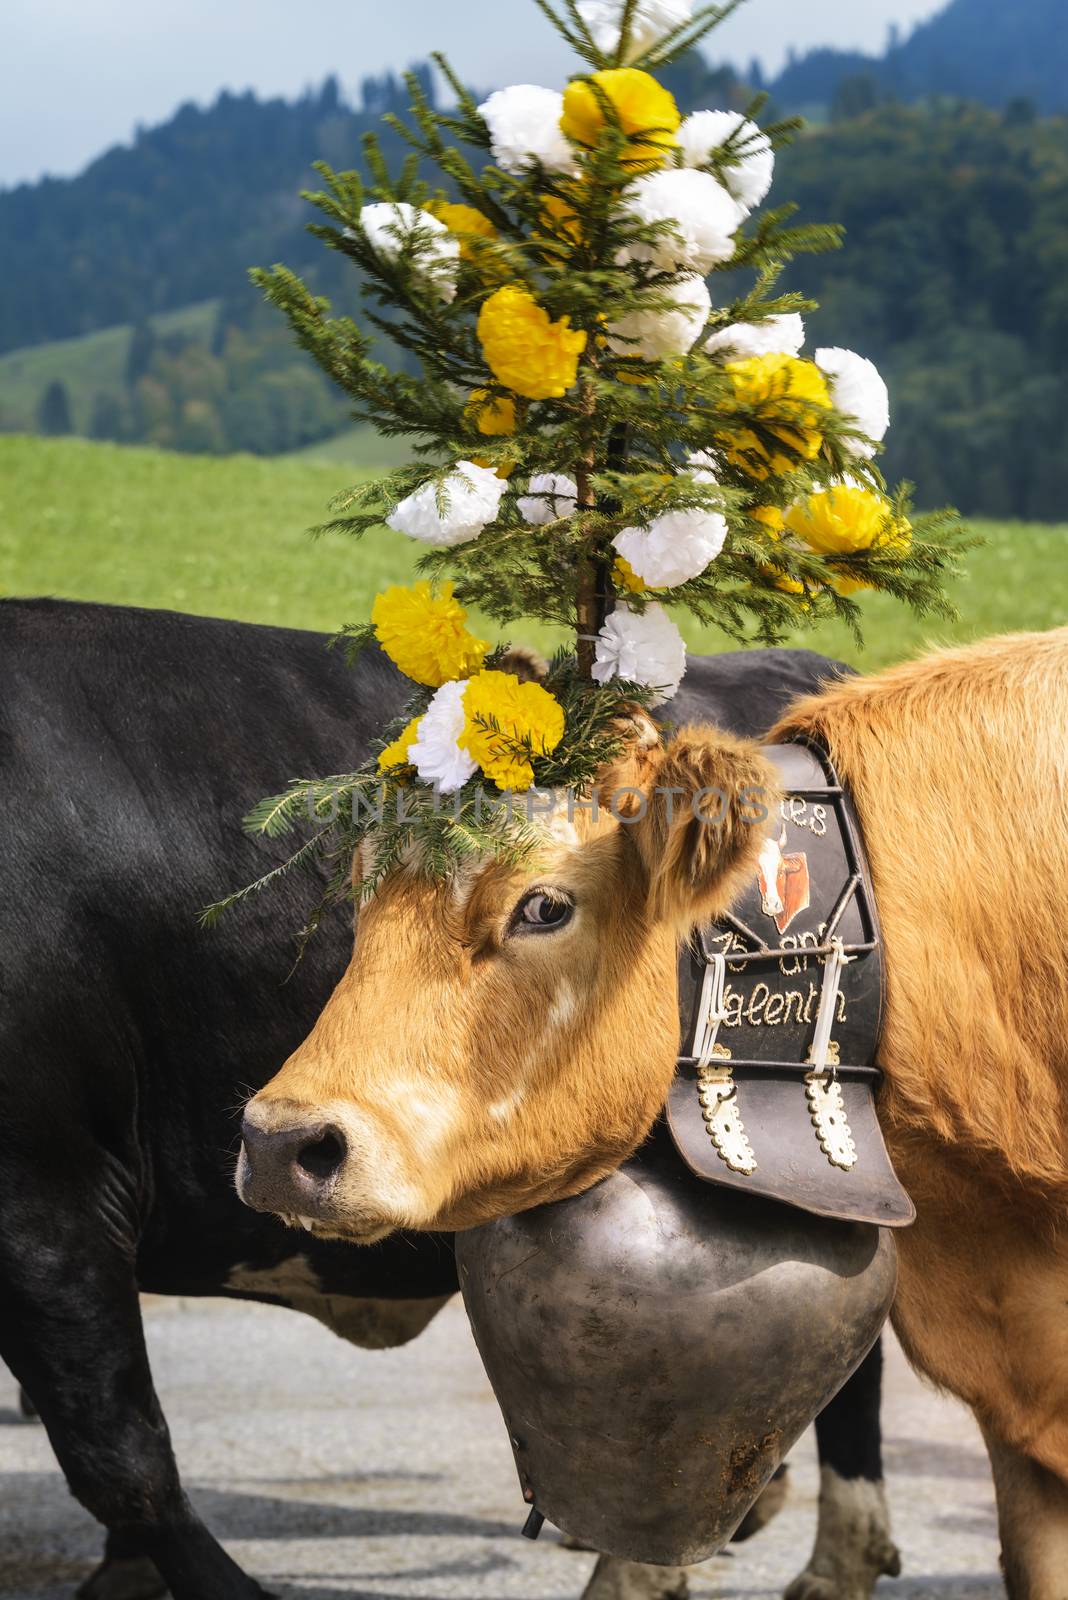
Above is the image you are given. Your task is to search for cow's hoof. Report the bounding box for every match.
[784,1578,837,1600]
[784,1538,902,1600]
[77,1556,168,1600]
[580,1554,690,1600]
[784,1467,901,1600]
[732,1465,790,1542]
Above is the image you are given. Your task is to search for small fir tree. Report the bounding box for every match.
[37,380,73,436]
[126,319,156,387]
[211,0,967,920]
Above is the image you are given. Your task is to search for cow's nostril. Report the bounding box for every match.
[238,1115,348,1214]
[295,1127,347,1183]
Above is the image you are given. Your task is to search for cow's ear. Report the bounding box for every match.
[498,645,549,683]
[604,726,779,933]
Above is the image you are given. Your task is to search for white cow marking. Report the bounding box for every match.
[226,1258,453,1349]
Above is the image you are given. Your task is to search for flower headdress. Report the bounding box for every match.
[208,0,965,922]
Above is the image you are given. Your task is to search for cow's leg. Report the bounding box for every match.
[80,1529,168,1600]
[731,1462,790,1542]
[0,1239,269,1600]
[982,1426,1068,1600]
[785,1341,900,1600]
[580,1556,690,1599]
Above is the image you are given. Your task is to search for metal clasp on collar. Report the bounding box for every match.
[805,937,858,1171]
[692,954,757,1176]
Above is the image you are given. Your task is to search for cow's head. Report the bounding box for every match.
[238,718,777,1241]
[757,824,789,918]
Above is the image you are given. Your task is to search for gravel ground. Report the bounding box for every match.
[0,1295,1003,1600]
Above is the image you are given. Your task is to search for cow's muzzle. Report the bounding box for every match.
[237,1105,348,1218]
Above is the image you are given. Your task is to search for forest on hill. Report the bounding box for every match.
[772,0,1068,116]
[3,17,1068,514]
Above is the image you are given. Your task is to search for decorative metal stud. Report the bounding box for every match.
[805,1070,858,1171]
[698,1053,757,1176]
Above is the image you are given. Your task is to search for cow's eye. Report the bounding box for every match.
[510,890,574,936]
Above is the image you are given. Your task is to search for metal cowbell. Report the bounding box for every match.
[457,1132,896,1567]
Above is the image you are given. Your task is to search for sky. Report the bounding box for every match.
[2,0,946,190]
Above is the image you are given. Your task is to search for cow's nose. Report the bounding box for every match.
[238,1116,348,1215]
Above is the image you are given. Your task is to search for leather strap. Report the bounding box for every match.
[667,739,915,1228]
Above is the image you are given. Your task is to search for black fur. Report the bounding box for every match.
[0,598,875,1599]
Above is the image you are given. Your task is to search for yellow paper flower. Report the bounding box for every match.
[371,581,489,688]
[427,200,508,284]
[614,555,647,595]
[613,555,665,594]
[749,505,808,595]
[460,670,566,791]
[477,286,587,401]
[785,485,912,594]
[378,715,423,773]
[719,355,832,480]
[560,69,680,171]
[466,390,518,478]
[538,193,585,245]
[426,201,498,260]
[761,561,807,598]
[465,389,517,436]
[751,505,786,535]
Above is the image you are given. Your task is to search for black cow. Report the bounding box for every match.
[0,598,894,1600]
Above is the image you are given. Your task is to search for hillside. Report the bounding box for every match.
[3,0,1064,362]
[2,436,1064,670]
[771,0,1068,114]
[7,97,1067,516]
[0,303,217,434]
[0,70,435,356]
[4,29,1068,510]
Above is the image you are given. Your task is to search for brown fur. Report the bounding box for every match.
[497,644,550,683]
[770,629,1068,1594]
[770,629,1068,1197]
[246,628,1068,1595]
[615,728,780,932]
[248,730,775,1236]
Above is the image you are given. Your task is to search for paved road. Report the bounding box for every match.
[0,1296,1004,1599]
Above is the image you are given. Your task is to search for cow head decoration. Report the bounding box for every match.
[238,721,779,1241]
[757,823,811,934]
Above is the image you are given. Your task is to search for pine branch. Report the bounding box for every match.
[224,5,973,931]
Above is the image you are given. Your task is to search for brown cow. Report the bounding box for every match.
[240,628,1068,1599]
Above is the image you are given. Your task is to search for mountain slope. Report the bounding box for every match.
[894,0,1066,107]
[0,73,428,356]
[771,0,1068,113]
[0,303,217,433]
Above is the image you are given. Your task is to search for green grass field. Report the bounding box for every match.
[0,304,219,434]
[2,434,1064,669]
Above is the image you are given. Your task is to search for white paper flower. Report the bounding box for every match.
[410,680,477,794]
[386,462,507,548]
[576,0,693,61]
[704,312,806,361]
[593,602,687,704]
[621,169,742,274]
[614,508,727,590]
[815,348,890,459]
[686,450,721,486]
[607,275,712,361]
[518,473,579,526]
[359,203,459,302]
[678,111,774,212]
[478,86,576,175]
